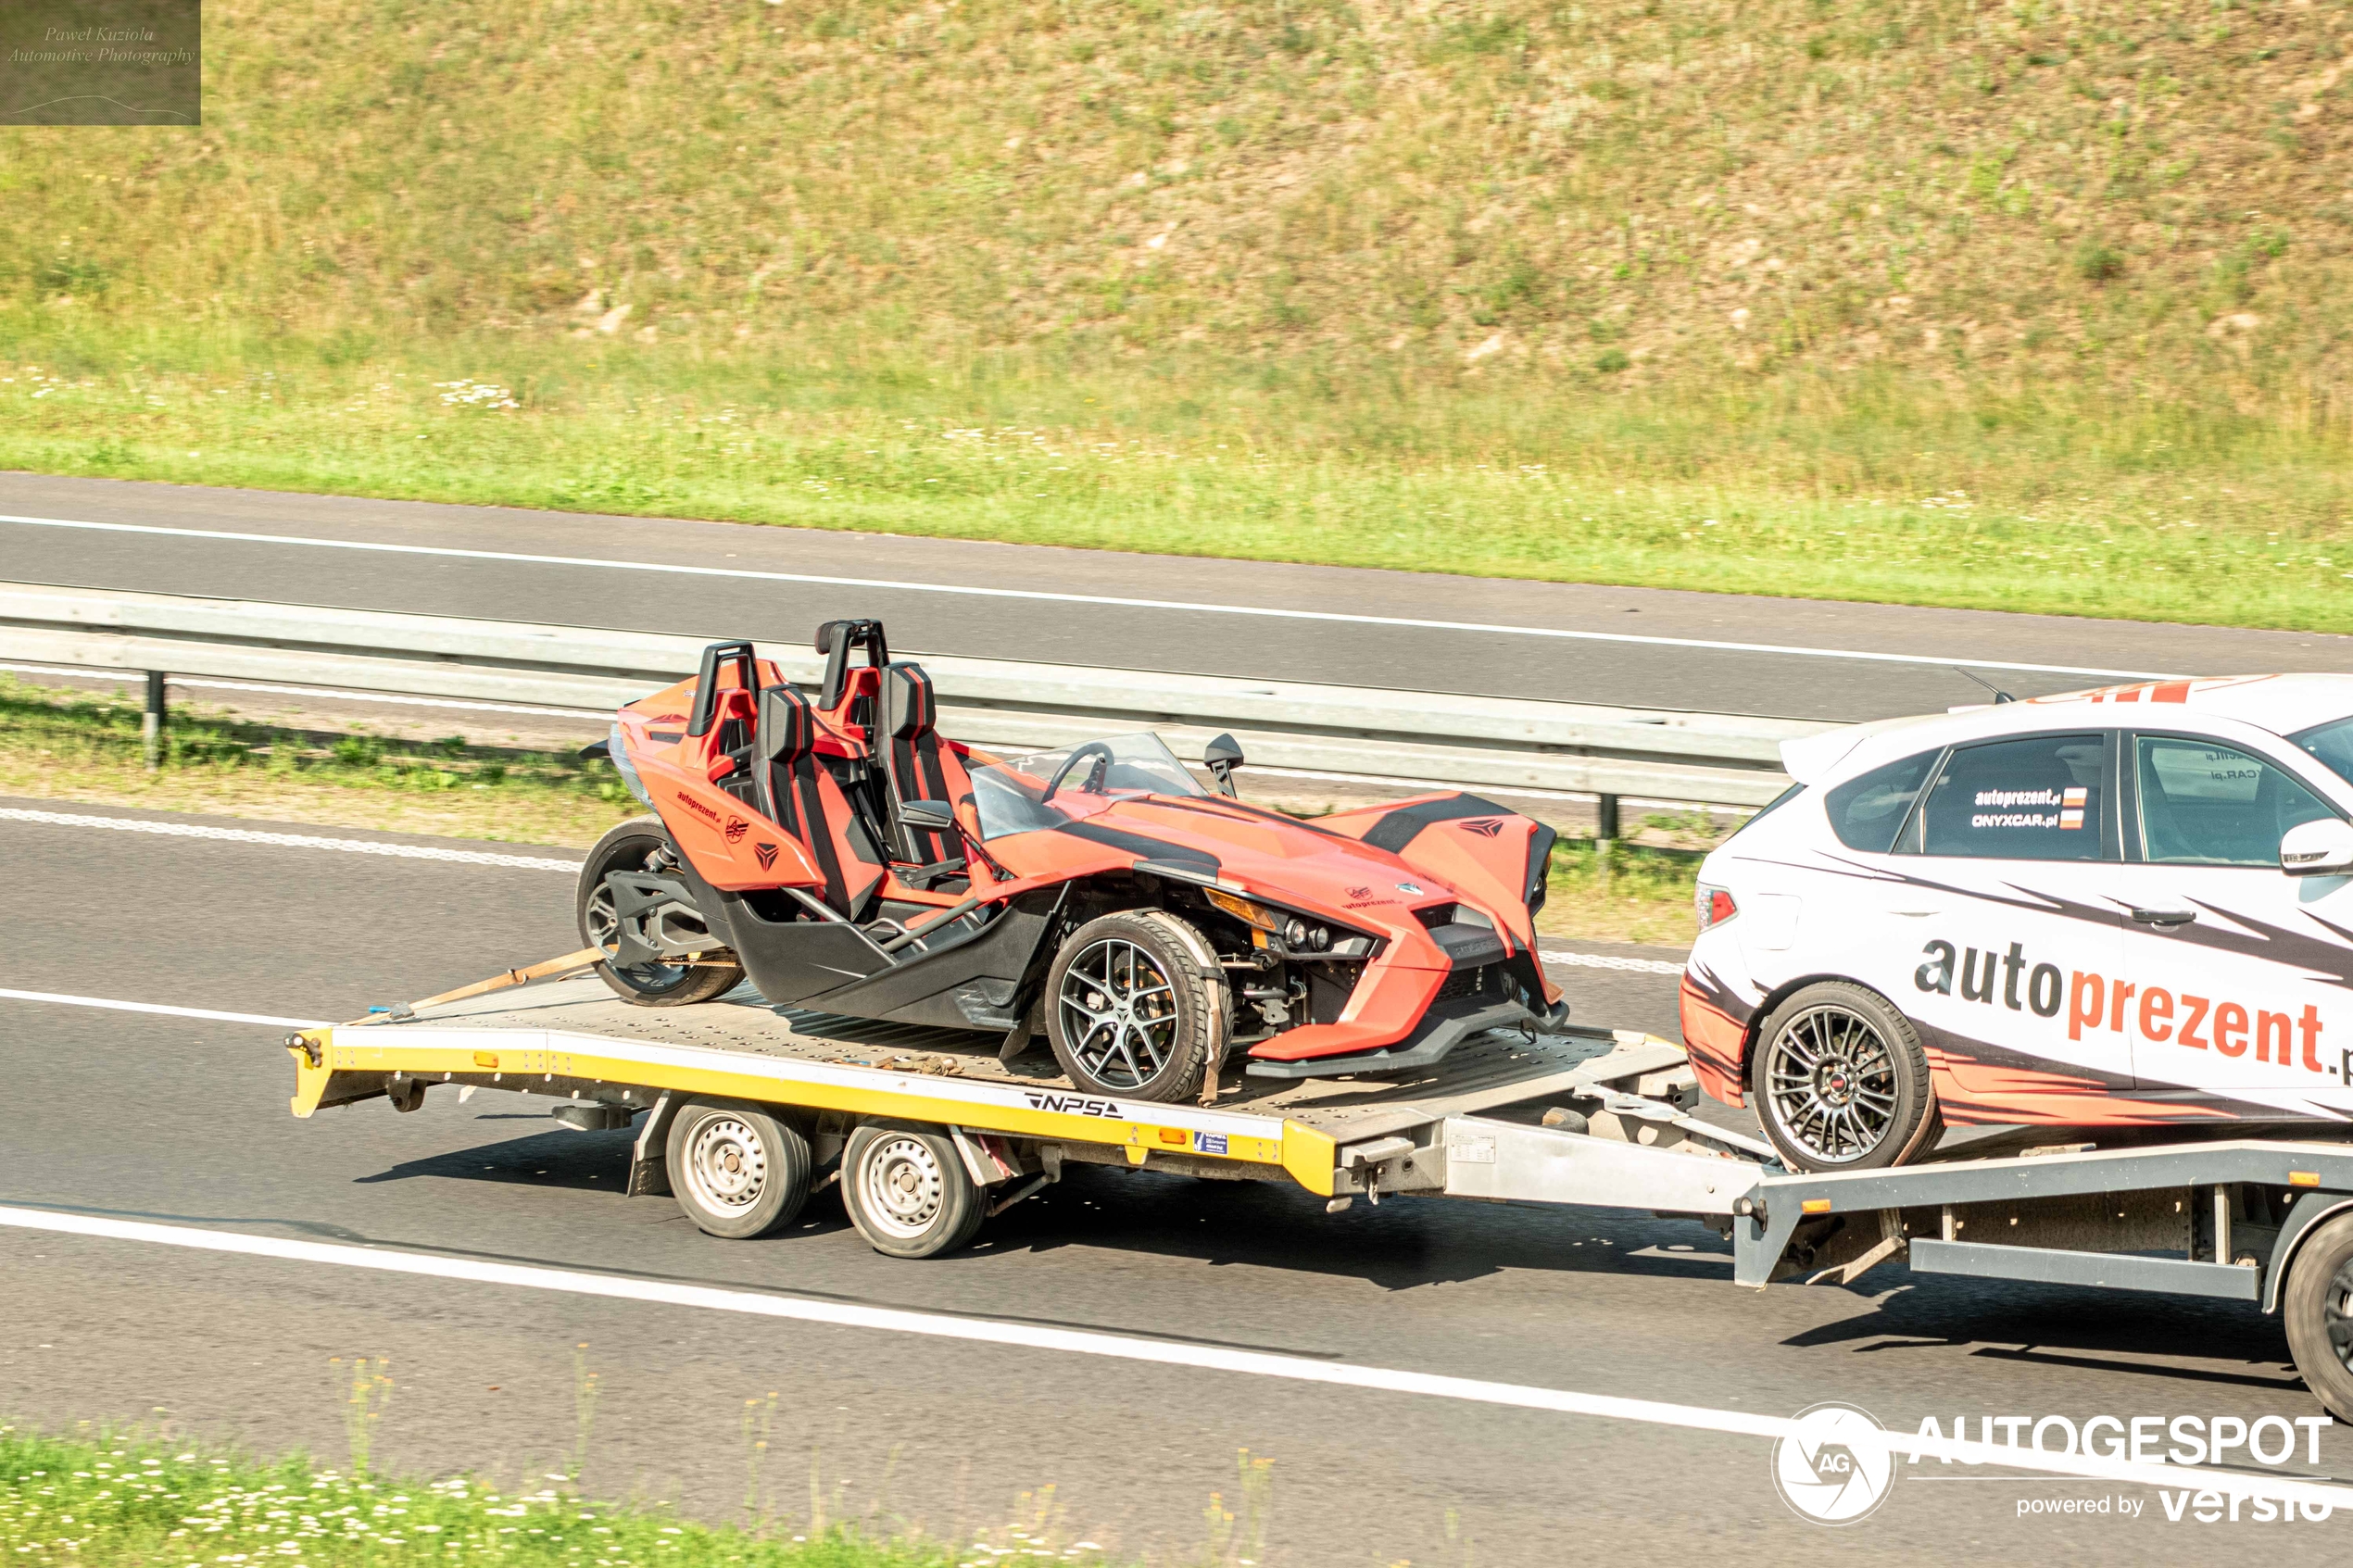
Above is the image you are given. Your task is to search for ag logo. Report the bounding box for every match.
[724,816,750,844]
[1772,1402,1895,1526]
[1347,885,1374,900]
[752,842,779,871]
[1460,818,1505,838]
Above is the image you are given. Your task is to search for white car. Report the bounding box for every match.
[1682,674,2353,1171]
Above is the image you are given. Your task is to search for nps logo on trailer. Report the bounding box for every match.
[1773,1403,1898,1525]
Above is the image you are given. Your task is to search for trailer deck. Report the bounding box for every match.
[282,962,2353,1423]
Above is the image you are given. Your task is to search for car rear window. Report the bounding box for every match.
[1919,733,2107,861]
[1823,749,1940,853]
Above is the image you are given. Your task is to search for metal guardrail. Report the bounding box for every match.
[0,581,1836,811]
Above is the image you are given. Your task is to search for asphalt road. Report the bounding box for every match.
[4,799,2347,1565]
[11,473,2353,722]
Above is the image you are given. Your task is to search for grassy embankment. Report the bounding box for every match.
[4,1,2353,630]
[0,1424,1277,1568]
[0,674,1706,942]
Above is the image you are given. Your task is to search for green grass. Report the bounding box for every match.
[5,1,2353,630]
[0,1427,1047,1568]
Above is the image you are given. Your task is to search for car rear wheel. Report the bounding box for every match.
[1045,910,1225,1103]
[1751,981,1941,1172]
[578,816,743,1007]
[2283,1210,2353,1424]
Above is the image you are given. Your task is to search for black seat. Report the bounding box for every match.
[879,662,975,871]
[756,684,885,918]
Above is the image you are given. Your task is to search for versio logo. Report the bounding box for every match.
[1774,1403,1898,1526]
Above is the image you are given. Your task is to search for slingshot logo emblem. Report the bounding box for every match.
[1461,818,1506,837]
[1773,1402,1896,1526]
[752,842,779,871]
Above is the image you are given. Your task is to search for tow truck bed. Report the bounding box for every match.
[282,967,2353,1422]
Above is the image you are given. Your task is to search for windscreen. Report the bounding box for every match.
[968,732,1208,840]
[2292,715,2353,790]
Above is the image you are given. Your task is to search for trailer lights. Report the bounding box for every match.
[1801,1198,1833,1215]
[2291,1171,2322,1187]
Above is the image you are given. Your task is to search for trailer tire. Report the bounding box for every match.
[2284,1210,2353,1424]
[841,1121,985,1259]
[579,816,743,1008]
[1751,981,1941,1173]
[665,1098,810,1239]
[1045,909,1224,1103]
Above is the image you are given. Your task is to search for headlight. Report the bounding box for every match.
[1208,888,1331,950]
[1206,886,1281,933]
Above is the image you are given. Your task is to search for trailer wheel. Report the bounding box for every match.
[579,816,744,1008]
[1751,981,1941,1173]
[1045,909,1224,1103]
[841,1122,984,1259]
[2284,1210,2353,1424]
[665,1099,810,1239]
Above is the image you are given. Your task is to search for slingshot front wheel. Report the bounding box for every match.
[1045,910,1224,1103]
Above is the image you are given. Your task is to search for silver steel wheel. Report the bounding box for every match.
[1763,1003,1900,1166]
[679,1114,768,1214]
[1056,937,1177,1092]
[857,1133,948,1241]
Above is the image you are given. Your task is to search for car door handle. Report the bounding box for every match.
[1888,906,1943,917]
[2129,908,2196,928]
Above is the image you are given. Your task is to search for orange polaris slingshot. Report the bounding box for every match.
[578,621,1571,1103]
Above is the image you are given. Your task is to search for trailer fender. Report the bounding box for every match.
[2261,1191,2353,1313]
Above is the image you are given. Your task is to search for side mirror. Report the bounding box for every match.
[1202,733,1244,799]
[900,798,958,834]
[2282,817,2353,876]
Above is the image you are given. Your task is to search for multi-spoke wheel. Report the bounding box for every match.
[1044,910,1225,1103]
[1751,982,1939,1172]
[840,1122,984,1259]
[664,1098,811,1239]
[2284,1211,2353,1424]
[577,816,743,1007]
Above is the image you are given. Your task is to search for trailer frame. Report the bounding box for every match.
[283,968,2353,1423]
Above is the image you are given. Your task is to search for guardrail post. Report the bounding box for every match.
[144,671,167,771]
[1594,792,1619,886]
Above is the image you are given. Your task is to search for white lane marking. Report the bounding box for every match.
[0,989,329,1029]
[1,662,604,719]
[0,513,2183,681]
[0,807,580,871]
[1,1204,2344,1507]
[1541,950,1686,976]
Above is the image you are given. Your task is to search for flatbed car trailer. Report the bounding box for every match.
[283,963,2353,1423]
